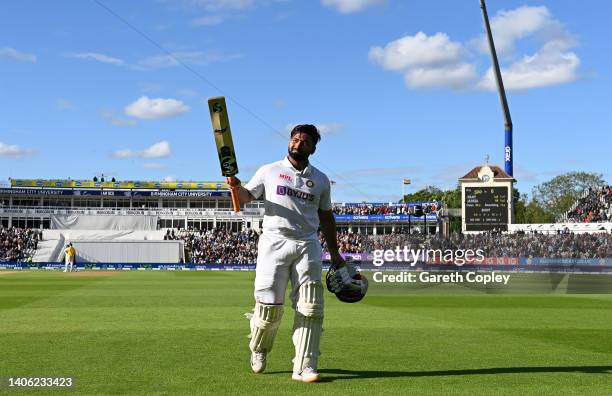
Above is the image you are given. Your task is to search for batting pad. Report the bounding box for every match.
[292,281,324,373]
[249,303,284,353]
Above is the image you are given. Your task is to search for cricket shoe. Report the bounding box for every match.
[292,367,320,383]
[250,352,267,373]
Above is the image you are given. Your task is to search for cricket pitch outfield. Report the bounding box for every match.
[1,271,611,395]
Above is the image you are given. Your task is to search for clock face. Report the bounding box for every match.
[482,175,490,182]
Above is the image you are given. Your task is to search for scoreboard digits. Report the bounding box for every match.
[464,186,509,231]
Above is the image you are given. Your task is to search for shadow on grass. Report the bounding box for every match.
[269,366,612,382]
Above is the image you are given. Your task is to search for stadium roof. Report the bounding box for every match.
[459,165,515,181]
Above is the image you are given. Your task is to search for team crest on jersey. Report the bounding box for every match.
[306,180,314,188]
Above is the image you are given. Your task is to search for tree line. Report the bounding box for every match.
[402,172,607,224]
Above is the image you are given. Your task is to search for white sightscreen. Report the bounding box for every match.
[51,215,158,231]
[69,240,183,263]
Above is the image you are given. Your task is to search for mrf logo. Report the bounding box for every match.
[279,174,293,182]
[276,185,314,202]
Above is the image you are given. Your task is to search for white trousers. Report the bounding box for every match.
[254,233,322,308]
[64,256,74,272]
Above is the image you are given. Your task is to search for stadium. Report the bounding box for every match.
[2,174,611,394]
[2,1,612,394]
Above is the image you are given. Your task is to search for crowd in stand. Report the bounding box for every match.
[333,204,401,215]
[326,231,612,259]
[332,203,440,215]
[180,227,259,264]
[0,226,41,262]
[1,225,610,264]
[428,232,611,259]
[566,186,612,223]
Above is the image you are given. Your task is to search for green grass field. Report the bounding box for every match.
[1,271,612,395]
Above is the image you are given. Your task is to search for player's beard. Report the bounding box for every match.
[288,148,309,162]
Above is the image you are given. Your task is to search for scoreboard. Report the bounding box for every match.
[464,186,509,231]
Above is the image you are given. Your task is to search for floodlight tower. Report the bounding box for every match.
[480,0,513,177]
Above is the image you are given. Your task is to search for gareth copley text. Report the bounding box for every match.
[373,271,511,285]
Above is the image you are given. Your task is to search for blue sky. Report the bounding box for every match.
[1,0,610,202]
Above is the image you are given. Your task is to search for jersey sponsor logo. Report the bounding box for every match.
[279,174,293,182]
[306,180,314,188]
[276,185,314,202]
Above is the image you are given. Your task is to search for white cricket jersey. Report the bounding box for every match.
[245,157,332,240]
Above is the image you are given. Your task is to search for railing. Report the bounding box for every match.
[0,207,265,216]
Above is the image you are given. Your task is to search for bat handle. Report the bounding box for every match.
[227,176,241,213]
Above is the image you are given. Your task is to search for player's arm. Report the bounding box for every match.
[226,177,256,205]
[318,209,345,268]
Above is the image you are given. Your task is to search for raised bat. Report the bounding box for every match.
[207,96,241,212]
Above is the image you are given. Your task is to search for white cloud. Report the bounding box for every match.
[0,142,33,159]
[476,6,579,91]
[405,63,478,90]
[142,141,171,158]
[480,6,574,55]
[0,47,37,63]
[370,6,580,92]
[99,108,138,127]
[175,0,289,26]
[479,44,580,91]
[112,141,171,159]
[67,52,124,66]
[369,32,464,70]
[125,96,190,119]
[369,32,475,90]
[135,51,242,69]
[322,0,385,14]
[112,149,136,159]
[163,176,177,182]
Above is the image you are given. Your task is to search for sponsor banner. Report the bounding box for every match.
[0,188,72,196]
[4,262,257,271]
[520,257,612,266]
[334,214,437,222]
[322,252,367,261]
[0,208,237,216]
[0,188,230,197]
[3,259,610,272]
[11,180,228,190]
[136,191,229,197]
[481,257,520,266]
[341,202,438,208]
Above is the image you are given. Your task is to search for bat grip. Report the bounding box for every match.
[228,176,241,213]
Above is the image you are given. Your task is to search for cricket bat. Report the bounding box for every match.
[207,96,241,212]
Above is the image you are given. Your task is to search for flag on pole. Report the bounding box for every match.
[403,179,411,185]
